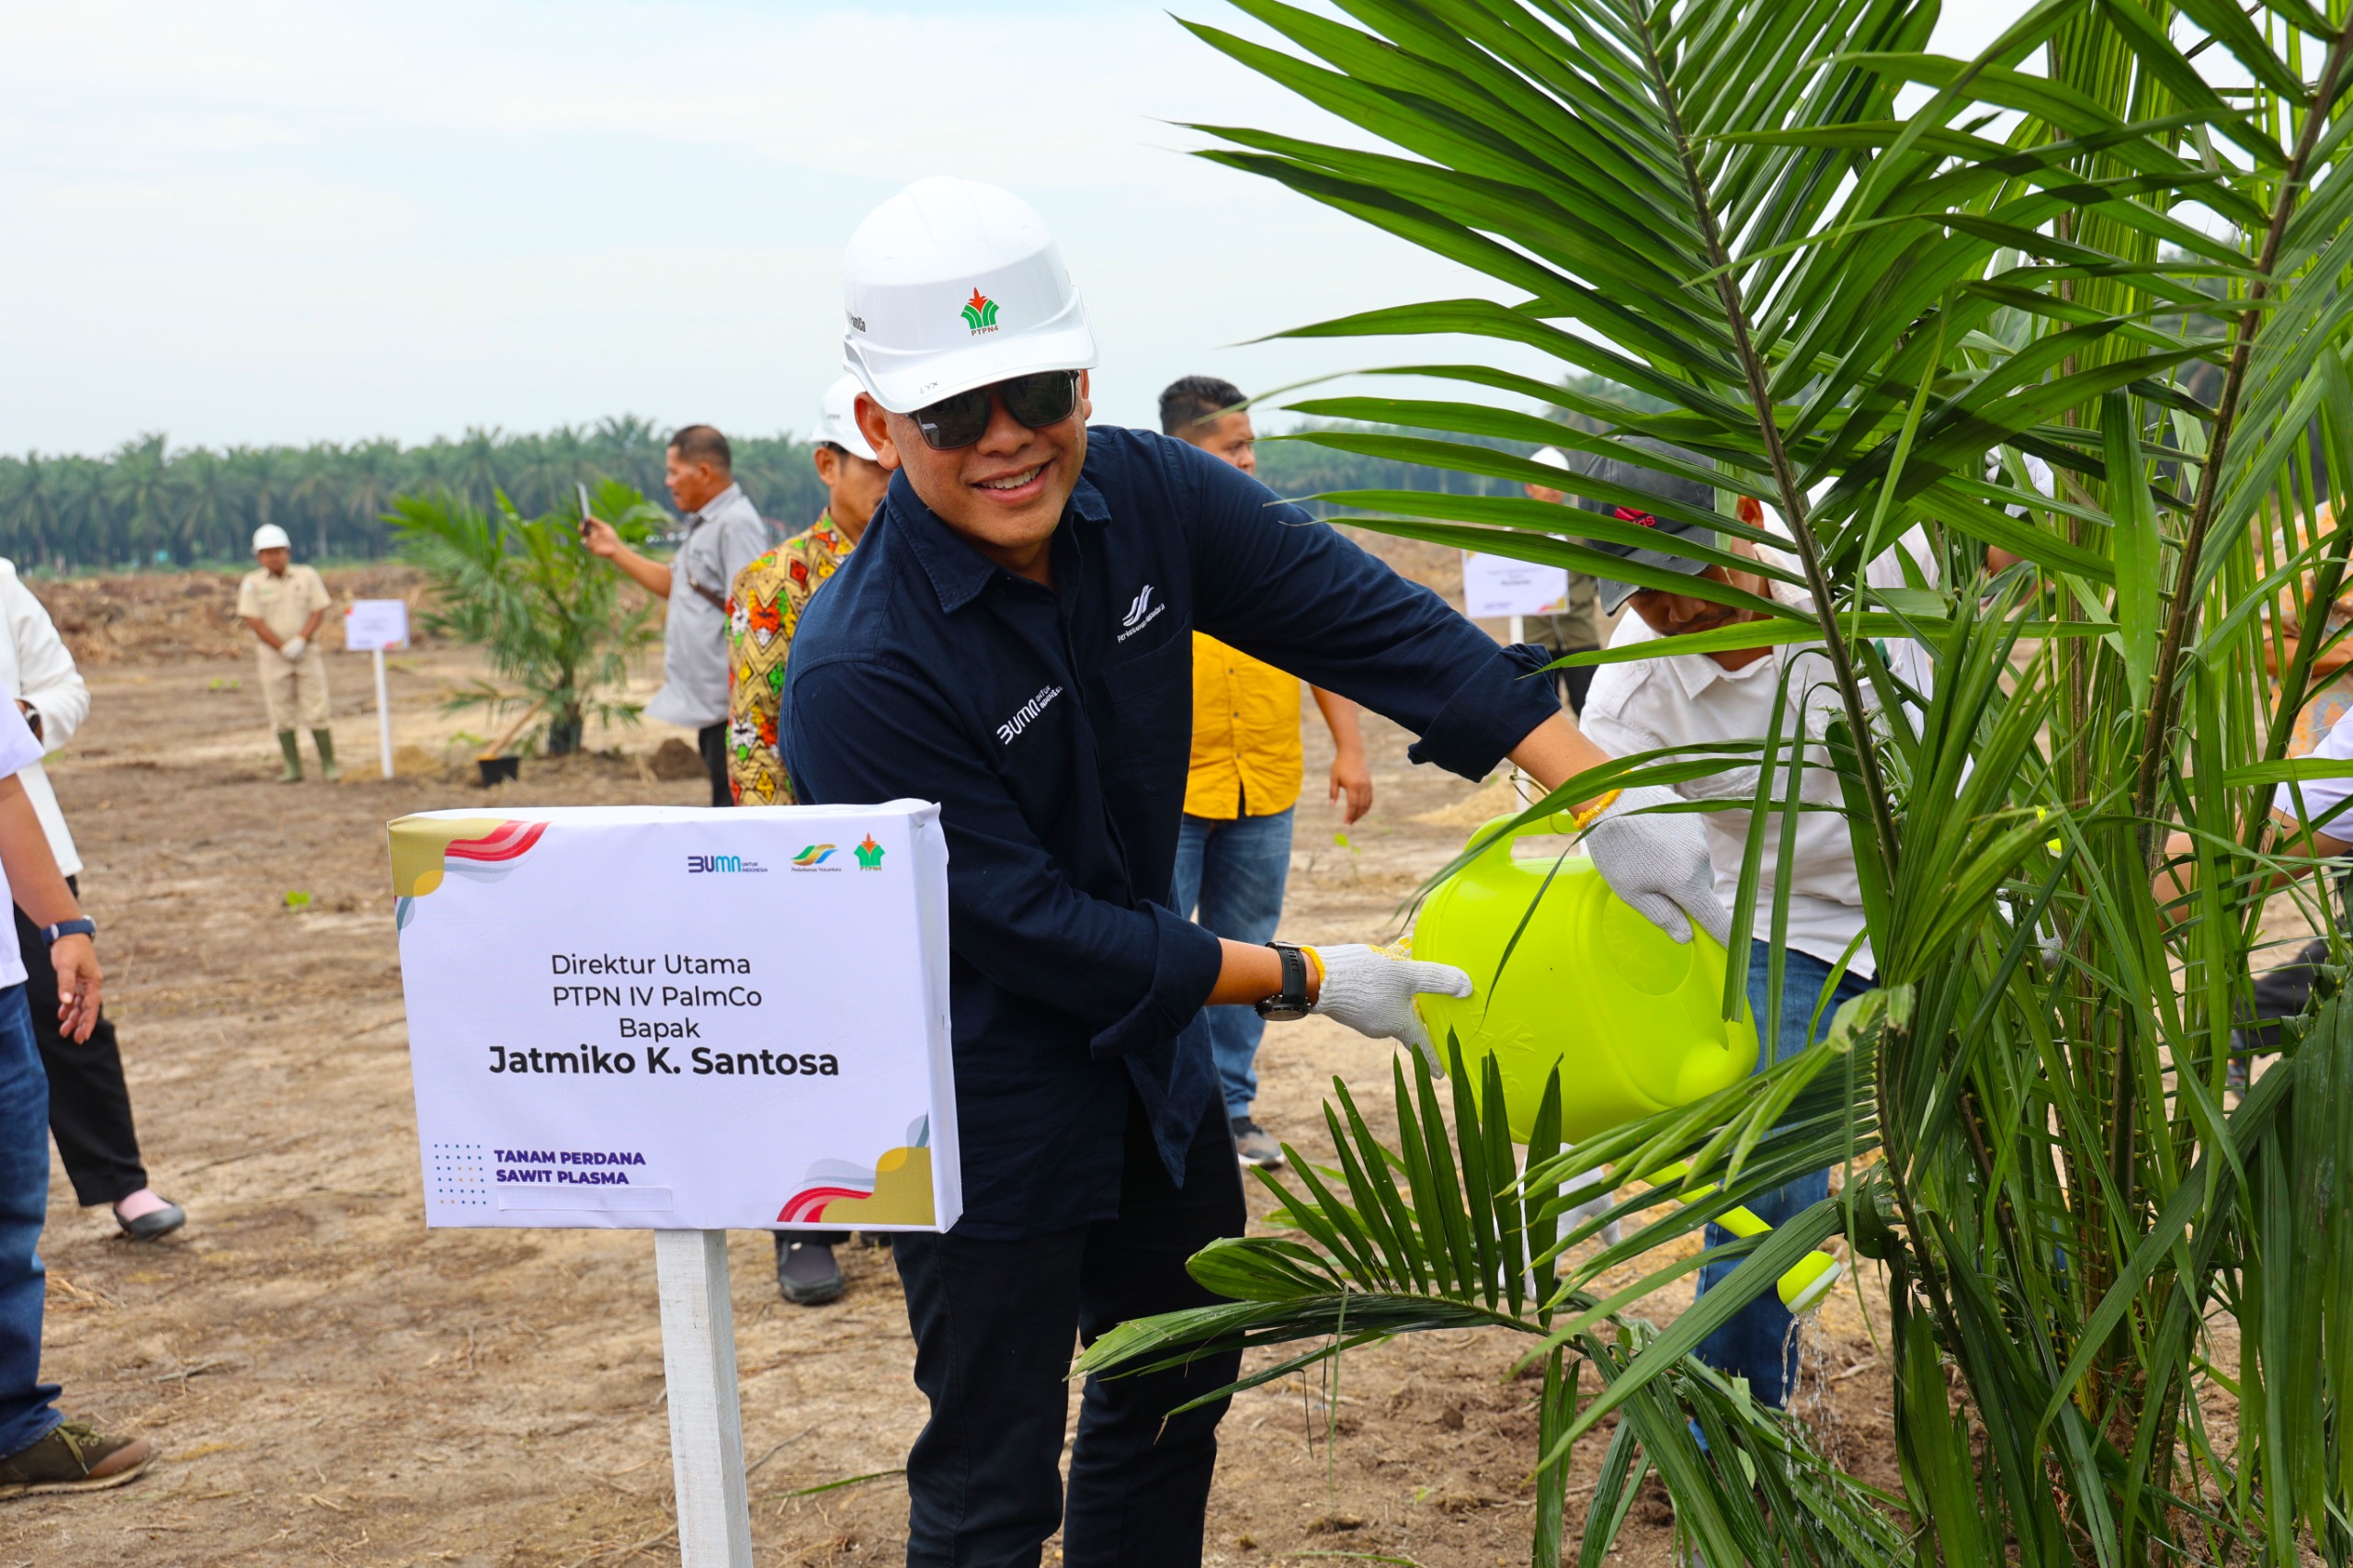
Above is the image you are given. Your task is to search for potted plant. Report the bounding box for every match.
[390,480,663,777]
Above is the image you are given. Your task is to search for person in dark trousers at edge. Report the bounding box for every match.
[782,177,1729,1568]
[581,426,769,806]
[0,560,182,1239]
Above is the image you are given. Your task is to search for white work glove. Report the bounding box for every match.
[1579,785,1733,947]
[1309,942,1472,1076]
[278,635,308,662]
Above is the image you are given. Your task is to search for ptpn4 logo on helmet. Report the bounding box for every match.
[961,288,1001,335]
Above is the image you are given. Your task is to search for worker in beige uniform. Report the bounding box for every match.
[236,524,337,782]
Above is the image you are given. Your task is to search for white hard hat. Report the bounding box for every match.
[842,177,1097,414]
[814,373,879,462]
[252,524,291,552]
[1530,446,1571,471]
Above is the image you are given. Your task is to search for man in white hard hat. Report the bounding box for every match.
[783,177,1723,1568]
[581,426,770,807]
[236,524,336,782]
[723,375,890,1306]
[1522,446,1605,714]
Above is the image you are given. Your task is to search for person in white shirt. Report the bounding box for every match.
[580,425,772,807]
[0,678,148,1496]
[0,563,181,1241]
[1571,439,1924,1409]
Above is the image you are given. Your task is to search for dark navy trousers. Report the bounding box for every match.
[892,1096,1245,1568]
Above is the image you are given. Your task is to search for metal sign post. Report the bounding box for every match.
[345,599,410,780]
[372,648,393,779]
[654,1230,755,1566]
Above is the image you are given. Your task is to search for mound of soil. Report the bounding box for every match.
[32,563,431,665]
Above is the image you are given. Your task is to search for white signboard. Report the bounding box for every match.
[390,802,960,1233]
[346,598,411,652]
[1461,551,1571,618]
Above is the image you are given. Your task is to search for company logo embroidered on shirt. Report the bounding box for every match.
[996,684,1063,745]
[1117,584,1165,642]
[961,289,1000,335]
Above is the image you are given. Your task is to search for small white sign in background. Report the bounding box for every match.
[345,599,411,778]
[1461,551,1571,619]
[344,597,410,652]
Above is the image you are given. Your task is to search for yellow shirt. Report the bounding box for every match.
[1185,633,1303,819]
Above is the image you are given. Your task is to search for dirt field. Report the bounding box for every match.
[3,582,1907,1567]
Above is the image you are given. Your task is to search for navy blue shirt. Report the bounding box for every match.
[782,426,1558,1240]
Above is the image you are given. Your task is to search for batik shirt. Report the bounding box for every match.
[725,514,854,804]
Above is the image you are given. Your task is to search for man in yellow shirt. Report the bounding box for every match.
[1160,377,1373,1168]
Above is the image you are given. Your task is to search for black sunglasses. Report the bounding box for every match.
[912,371,1081,451]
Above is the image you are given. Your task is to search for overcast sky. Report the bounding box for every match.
[0,0,2024,455]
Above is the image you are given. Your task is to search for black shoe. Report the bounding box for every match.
[1230,1116,1285,1169]
[114,1200,186,1242]
[776,1240,845,1305]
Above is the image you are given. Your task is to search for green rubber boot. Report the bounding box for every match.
[276,731,302,783]
[312,728,341,782]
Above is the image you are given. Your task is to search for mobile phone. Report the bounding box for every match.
[577,483,593,521]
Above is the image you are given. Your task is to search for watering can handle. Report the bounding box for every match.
[1465,810,1584,860]
[1646,1161,1843,1315]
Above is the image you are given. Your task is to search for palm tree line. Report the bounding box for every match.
[0,413,1542,575]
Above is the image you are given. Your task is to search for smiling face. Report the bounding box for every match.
[856,372,1092,584]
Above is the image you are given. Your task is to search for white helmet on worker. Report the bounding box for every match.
[252,523,291,553]
[841,176,1097,414]
[1530,446,1571,471]
[813,373,880,462]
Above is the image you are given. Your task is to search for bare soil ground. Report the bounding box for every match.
[4,569,1904,1568]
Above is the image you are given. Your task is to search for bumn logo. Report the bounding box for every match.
[687,854,767,874]
[961,289,1000,335]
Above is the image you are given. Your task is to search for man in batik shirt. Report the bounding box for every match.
[724,376,891,1307]
[727,376,889,809]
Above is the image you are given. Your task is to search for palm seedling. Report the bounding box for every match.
[390,478,662,757]
[1078,0,2353,1561]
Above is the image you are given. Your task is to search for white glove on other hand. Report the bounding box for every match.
[1310,943,1472,1075]
[279,635,308,662]
[1580,785,1733,948]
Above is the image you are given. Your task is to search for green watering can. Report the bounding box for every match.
[1411,811,1840,1314]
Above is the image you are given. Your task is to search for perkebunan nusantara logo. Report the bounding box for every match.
[1118,583,1164,642]
[687,853,768,874]
[961,288,1000,335]
[854,834,885,869]
[792,844,838,871]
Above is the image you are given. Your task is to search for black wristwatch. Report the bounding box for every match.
[40,917,94,947]
[1255,941,1313,1021]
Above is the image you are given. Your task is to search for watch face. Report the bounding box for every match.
[1255,999,1312,1022]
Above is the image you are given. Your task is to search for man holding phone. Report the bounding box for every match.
[580,426,768,806]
